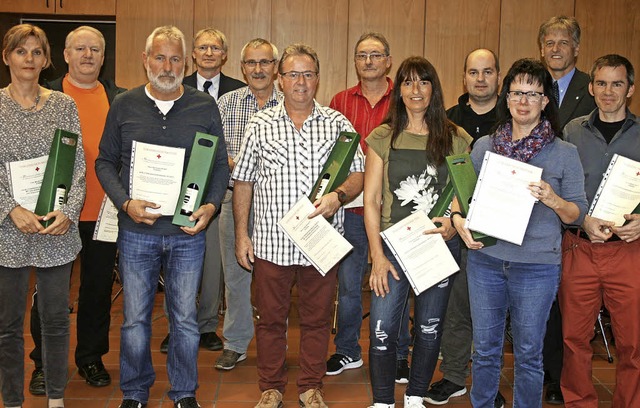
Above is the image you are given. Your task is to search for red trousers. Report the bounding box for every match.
[253,257,338,395]
[559,231,640,408]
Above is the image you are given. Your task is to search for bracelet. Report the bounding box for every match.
[449,211,464,220]
[124,199,131,213]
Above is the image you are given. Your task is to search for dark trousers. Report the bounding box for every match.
[30,221,117,368]
[254,257,338,395]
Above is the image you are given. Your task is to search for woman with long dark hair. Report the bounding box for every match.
[451,58,587,407]
[364,56,472,408]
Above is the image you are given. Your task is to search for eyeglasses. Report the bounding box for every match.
[507,90,545,103]
[354,52,388,62]
[280,71,318,80]
[242,59,276,68]
[195,45,224,54]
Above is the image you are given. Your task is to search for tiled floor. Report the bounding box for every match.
[19,266,617,407]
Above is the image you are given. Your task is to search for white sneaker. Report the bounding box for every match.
[403,394,425,408]
[367,404,395,408]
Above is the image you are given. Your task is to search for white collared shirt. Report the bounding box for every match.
[196,72,221,100]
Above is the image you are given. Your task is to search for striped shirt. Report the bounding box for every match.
[233,100,365,266]
[218,86,284,161]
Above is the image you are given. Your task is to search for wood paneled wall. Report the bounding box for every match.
[115,0,640,112]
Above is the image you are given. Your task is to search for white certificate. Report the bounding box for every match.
[278,196,353,276]
[5,155,49,212]
[93,194,119,243]
[588,154,640,226]
[465,151,542,245]
[129,141,185,216]
[380,210,459,295]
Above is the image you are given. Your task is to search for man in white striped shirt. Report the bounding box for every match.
[233,44,364,408]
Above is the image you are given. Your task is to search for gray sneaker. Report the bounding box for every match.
[214,349,247,370]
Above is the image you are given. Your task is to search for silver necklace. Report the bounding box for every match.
[7,84,41,111]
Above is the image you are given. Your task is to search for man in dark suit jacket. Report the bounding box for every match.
[160,28,245,354]
[182,28,245,100]
[537,15,597,405]
[539,16,596,130]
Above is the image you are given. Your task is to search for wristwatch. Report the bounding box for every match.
[334,189,348,205]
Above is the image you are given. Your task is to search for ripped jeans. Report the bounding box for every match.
[369,238,459,404]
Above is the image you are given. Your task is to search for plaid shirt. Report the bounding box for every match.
[233,100,365,266]
[218,86,283,186]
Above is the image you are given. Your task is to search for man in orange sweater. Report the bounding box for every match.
[28,25,125,395]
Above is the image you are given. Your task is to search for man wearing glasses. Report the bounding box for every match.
[538,16,596,405]
[214,38,283,371]
[233,44,364,408]
[325,32,410,381]
[160,28,246,355]
[184,28,245,100]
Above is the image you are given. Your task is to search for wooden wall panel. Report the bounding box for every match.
[115,0,193,90]
[425,0,500,109]
[193,0,272,82]
[499,0,574,80]
[271,0,349,105]
[575,0,640,113]
[346,0,426,90]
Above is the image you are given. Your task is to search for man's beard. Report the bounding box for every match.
[147,68,184,94]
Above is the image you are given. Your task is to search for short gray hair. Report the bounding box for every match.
[145,25,186,57]
[193,28,228,52]
[241,38,278,61]
[354,32,390,56]
[65,25,105,51]
[278,43,319,74]
[538,16,581,48]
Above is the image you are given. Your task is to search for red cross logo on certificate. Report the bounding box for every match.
[157,154,162,159]
[511,169,516,175]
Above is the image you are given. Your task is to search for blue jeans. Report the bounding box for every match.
[219,189,254,353]
[118,230,205,403]
[369,238,460,404]
[335,211,411,360]
[467,250,560,408]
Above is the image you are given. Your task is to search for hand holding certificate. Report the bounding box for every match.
[380,210,459,295]
[5,155,48,212]
[278,196,353,276]
[129,141,185,216]
[588,154,640,226]
[465,151,542,245]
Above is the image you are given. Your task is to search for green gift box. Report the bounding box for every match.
[35,129,78,227]
[446,153,497,247]
[309,131,361,201]
[172,132,219,227]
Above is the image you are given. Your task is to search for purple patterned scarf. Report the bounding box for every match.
[492,119,555,163]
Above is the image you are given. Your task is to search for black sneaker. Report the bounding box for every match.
[119,400,146,408]
[424,378,467,405]
[494,391,505,408]
[325,353,363,375]
[28,368,46,396]
[175,397,200,408]
[395,359,410,384]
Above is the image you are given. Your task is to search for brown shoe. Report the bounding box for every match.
[255,389,283,408]
[299,388,327,408]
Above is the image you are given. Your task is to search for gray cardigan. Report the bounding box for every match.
[471,135,588,264]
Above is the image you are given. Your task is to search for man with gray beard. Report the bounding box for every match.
[95,25,229,408]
